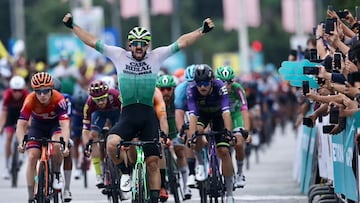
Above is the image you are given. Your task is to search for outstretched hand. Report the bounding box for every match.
[63,13,74,29]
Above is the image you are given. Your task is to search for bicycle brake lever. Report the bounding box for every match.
[59,137,65,151]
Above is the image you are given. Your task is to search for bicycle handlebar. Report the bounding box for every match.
[116,138,161,159]
[22,135,66,151]
[188,128,248,147]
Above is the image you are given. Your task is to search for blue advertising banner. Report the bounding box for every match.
[344,118,358,201]
[332,131,345,195]
[300,126,316,194]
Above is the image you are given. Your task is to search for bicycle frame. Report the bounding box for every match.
[23,136,65,203]
[132,146,149,201]
[117,139,160,203]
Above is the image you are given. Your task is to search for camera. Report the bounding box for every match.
[329,104,339,124]
[303,66,319,75]
[302,81,309,95]
[325,18,337,35]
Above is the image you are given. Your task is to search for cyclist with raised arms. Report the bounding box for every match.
[215,66,252,189]
[186,64,235,203]
[82,80,121,188]
[156,74,192,199]
[16,72,70,203]
[0,76,29,179]
[174,65,197,187]
[63,12,214,203]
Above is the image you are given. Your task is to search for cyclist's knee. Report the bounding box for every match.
[217,147,231,159]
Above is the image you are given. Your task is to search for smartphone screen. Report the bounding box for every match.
[356,6,360,20]
[334,53,341,69]
[328,5,334,11]
[302,81,310,95]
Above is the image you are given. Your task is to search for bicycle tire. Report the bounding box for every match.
[198,180,207,203]
[208,155,224,202]
[36,161,47,203]
[165,148,181,203]
[82,155,88,188]
[107,157,120,203]
[136,165,145,203]
[11,139,19,187]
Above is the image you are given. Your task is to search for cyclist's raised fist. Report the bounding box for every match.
[63,13,74,29]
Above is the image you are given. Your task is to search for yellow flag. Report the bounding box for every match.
[0,41,9,58]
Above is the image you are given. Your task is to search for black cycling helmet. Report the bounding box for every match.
[194,64,213,82]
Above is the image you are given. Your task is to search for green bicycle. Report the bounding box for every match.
[116,138,161,203]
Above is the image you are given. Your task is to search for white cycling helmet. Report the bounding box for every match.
[9,75,26,90]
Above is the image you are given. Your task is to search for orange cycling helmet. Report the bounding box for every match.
[31,72,54,89]
[88,80,109,98]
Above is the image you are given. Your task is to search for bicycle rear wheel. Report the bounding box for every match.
[36,161,47,203]
[198,180,208,203]
[11,139,19,187]
[81,153,88,188]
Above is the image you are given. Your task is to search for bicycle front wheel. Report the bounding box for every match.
[165,148,181,203]
[107,157,120,203]
[133,166,145,203]
[36,161,47,203]
[11,140,19,187]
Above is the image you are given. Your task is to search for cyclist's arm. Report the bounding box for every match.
[175,109,185,132]
[177,18,213,50]
[154,88,169,135]
[0,109,7,132]
[59,119,70,146]
[222,111,232,131]
[16,119,28,145]
[236,86,251,132]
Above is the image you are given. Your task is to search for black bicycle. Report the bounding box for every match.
[189,128,248,203]
[86,129,123,203]
[10,134,21,187]
[160,132,186,203]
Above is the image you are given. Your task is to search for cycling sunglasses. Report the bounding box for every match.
[130,40,148,47]
[222,80,233,84]
[160,87,173,92]
[92,95,108,103]
[35,88,52,95]
[196,81,211,87]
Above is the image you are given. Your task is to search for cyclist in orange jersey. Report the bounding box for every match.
[16,72,70,203]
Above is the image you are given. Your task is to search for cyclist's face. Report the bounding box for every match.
[159,87,174,102]
[196,80,212,96]
[11,89,24,99]
[129,40,149,61]
[35,88,52,105]
[93,97,108,109]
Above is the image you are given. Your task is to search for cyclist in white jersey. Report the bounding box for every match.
[63,12,214,203]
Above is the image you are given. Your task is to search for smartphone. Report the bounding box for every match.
[303,66,319,75]
[329,105,339,124]
[328,5,334,11]
[323,125,335,134]
[336,11,349,19]
[322,55,333,72]
[325,18,337,35]
[333,52,341,69]
[356,6,360,20]
[302,81,310,95]
[303,117,314,127]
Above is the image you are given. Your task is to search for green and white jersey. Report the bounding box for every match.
[96,41,179,107]
[229,82,249,128]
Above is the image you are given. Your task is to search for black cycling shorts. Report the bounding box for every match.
[109,103,160,158]
[197,110,229,146]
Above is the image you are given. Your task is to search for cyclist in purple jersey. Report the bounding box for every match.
[186,64,235,203]
[82,80,122,188]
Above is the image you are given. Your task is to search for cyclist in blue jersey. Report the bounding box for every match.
[174,64,197,187]
[63,12,214,202]
[53,78,73,202]
[186,64,235,203]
